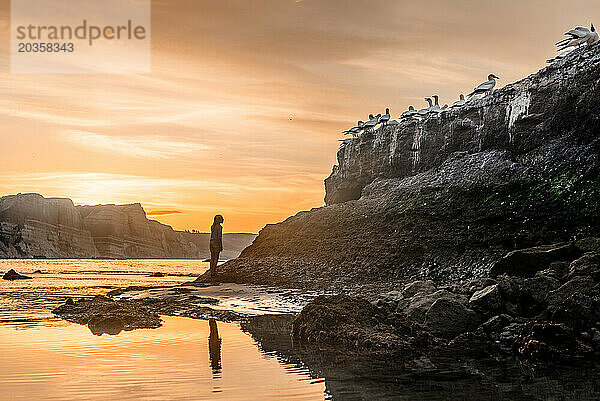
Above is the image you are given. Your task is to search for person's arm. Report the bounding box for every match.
[218,225,223,251]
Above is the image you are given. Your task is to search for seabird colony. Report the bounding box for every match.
[340,23,599,142]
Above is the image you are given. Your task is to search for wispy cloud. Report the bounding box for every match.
[146,210,183,216]
[62,130,209,159]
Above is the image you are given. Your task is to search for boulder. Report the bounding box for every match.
[465,278,497,296]
[52,295,161,335]
[480,314,513,333]
[567,253,600,281]
[575,237,600,254]
[2,269,33,280]
[522,275,561,304]
[489,242,580,278]
[424,298,482,338]
[291,294,414,349]
[402,290,466,323]
[550,289,600,333]
[468,284,502,313]
[88,316,126,336]
[402,280,436,298]
[546,276,596,311]
[536,261,568,281]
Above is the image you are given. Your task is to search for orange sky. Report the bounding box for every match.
[1,0,599,232]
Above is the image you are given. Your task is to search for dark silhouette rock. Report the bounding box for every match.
[546,276,596,311]
[149,272,166,277]
[52,295,161,335]
[575,237,600,253]
[88,316,126,336]
[424,298,481,338]
[468,284,502,313]
[567,253,600,281]
[2,269,32,280]
[489,243,580,278]
[292,294,434,351]
[480,314,513,333]
[402,280,436,298]
[402,290,466,323]
[522,274,561,304]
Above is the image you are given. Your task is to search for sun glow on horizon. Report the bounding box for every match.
[2,0,599,232]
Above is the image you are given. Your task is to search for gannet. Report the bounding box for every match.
[428,95,442,114]
[379,108,391,126]
[468,74,499,98]
[401,106,418,119]
[363,114,379,131]
[556,24,599,51]
[417,98,433,116]
[388,119,400,126]
[451,94,466,108]
[342,121,364,137]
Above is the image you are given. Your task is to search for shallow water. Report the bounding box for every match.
[0,316,326,400]
[0,259,327,400]
[2,260,600,400]
[0,259,205,327]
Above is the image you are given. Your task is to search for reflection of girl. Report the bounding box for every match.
[208,319,222,375]
[209,215,224,277]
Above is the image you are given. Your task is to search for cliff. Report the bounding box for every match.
[212,45,600,291]
[0,193,256,259]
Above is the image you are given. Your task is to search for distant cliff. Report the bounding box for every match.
[0,193,256,259]
[211,45,600,290]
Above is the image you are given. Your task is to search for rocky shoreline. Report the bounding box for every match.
[50,237,600,368]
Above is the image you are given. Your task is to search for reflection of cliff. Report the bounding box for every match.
[0,193,256,259]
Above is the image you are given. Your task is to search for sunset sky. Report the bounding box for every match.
[1,0,599,233]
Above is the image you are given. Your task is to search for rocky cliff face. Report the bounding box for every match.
[0,193,256,259]
[214,45,600,291]
[0,194,97,258]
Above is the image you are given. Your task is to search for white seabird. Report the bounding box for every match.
[417,98,433,116]
[401,106,418,119]
[428,95,442,114]
[363,114,380,131]
[388,119,400,126]
[468,74,499,99]
[342,121,364,137]
[379,108,391,126]
[556,24,599,51]
[451,94,466,108]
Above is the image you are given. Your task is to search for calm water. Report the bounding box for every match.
[0,260,326,400]
[0,259,206,327]
[1,260,599,400]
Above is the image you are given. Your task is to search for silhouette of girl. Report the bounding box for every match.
[209,215,224,277]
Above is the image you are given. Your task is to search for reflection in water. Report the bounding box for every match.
[0,316,326,400]
[208,319,222,377]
